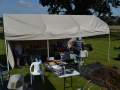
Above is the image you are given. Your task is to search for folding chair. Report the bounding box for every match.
[0,64,9,85]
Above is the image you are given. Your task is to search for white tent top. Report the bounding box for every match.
[3,14,109,40]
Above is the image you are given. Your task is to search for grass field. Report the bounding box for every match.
[0,31,120,90]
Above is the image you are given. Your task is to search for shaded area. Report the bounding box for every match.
[0,33,4,40]
[79,62,118,90]
[0,73,56,90]
[0,74,39,90]
[0,23,3,27]
[0,54,7,65]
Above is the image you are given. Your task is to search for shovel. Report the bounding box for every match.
[77,80,91,90]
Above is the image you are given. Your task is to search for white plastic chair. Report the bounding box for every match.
[30,62,44,85]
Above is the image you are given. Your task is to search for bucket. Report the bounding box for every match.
[7,74,24,90]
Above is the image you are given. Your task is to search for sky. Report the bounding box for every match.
[0,0,120,17]
[0,0,48,17]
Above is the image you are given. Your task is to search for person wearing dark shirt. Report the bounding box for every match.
[72,37,84,55]
[28,45,42,62]
[54,39,63,52]
[14,43,22,69]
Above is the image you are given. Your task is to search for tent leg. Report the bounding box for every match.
[47,40,49,58]
[108,32,110,60]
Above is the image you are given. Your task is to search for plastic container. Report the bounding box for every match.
[62,66,65,75]
[7,74,24,90]
[47,57,54,61]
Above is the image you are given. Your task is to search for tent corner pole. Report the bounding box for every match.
[47,40,49,58]
[108,31,110,61]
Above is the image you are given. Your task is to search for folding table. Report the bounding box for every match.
[45,63,80,90]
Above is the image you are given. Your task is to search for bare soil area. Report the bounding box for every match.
[90,66,120,90]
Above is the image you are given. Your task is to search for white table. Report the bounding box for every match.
[45,63,80,90]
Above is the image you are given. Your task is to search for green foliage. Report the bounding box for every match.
[0,22,3,27]
[100,16,120,25]
[39,0,120,16]
[117,17,120,25]
[107,20,116,25]
[0,17,3,22]
[0,33,6,65]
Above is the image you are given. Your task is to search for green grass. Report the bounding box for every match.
[0,32,120,90]
[0,22,3,27]
[0,33,6,65]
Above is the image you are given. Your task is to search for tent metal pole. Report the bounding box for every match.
[47,40,49,58]
[108,31,110,60]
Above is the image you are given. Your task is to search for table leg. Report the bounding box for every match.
[64,77,65,90]
[63,76,75,90]
[78,58,84,72]
[46,69,52,78]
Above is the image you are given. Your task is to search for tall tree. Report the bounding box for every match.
[39,0,120,16]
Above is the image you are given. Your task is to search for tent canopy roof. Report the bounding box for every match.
[3,14,109,40]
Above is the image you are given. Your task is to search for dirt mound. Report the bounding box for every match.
[90,66,120,90]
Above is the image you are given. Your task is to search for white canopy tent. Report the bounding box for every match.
[3,14,110,69]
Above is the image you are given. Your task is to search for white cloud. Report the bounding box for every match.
[17,0,33,8]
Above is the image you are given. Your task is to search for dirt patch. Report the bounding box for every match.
[90,66,120,90]
[79,62,120,90]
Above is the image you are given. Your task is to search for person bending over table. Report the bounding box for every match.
[27,45,42,62]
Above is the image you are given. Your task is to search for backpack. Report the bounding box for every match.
[89,46,93,51]
[118,53,120,60]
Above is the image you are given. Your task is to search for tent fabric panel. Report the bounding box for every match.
[7,42,14,69]
[3,14,46,40]
[3,14,109,40]
[71,15,109,34]
[40,15,80,35]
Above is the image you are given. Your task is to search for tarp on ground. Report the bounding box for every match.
[3,14,110,68]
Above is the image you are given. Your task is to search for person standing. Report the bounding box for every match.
[72,37,84,55]
[14,43,22,69]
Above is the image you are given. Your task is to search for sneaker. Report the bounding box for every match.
[25,63,28,65]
